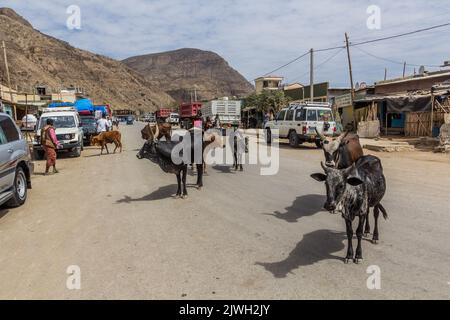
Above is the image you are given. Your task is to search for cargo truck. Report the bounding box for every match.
[201,98,242,127]
[179,102,202,129]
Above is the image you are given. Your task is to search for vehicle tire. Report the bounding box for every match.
[7,167,27,207]
[265,129,272,145]
[315,140,323,149]
[34,150,45,160]
[80,139,84,151]
[289,131,300,148]
[72,144,82,158]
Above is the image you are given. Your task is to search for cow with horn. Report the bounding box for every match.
[316,128,364,169]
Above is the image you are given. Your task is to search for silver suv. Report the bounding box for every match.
[0,113,34,207]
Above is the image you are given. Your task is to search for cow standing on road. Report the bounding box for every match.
[311,156,388,264]
[91,131,123,155]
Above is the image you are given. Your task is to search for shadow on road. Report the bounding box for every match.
[212,165,235,174]
[116,185,178,203]
[256,230,346,278]
[265,194,326,223]
[0,207,10,220]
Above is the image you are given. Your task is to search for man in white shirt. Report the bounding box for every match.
[97,114,109,133]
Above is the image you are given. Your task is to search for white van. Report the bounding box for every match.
[33,107,84,159]
[265,102,337,148]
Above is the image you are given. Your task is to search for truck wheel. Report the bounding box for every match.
[33,150,45,160]
[289,131,300,148]
[265,129,272,145]
[7,167,27,207]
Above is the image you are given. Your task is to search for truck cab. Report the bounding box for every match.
[265,103,337,148]
[33,107,84,159]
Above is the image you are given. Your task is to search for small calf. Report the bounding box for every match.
[91,131,123,155]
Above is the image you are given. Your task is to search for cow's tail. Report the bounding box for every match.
[377,204,388,220]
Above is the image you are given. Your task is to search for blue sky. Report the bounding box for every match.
[2,0,450,87]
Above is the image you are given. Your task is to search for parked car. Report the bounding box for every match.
[126,116,135,125]
[33,107,84,159]
[166,113,180,125]
[80,116,97,145]
[0,113,34,207]
[264,102,337,148]
[21,114,38,131]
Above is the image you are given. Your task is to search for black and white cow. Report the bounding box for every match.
[311,155,388,264]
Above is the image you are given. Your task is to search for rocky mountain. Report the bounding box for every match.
[0,8,174,112]
[123,48,254,102]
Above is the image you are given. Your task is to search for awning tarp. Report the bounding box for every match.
[355,94,432,113]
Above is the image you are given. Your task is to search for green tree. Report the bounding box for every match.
[243,90,290,113]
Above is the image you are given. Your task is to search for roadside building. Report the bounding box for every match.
[254,76,283,94]
[352,68,450,136]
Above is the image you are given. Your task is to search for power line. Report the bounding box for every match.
[261,50,310,77]
[290,48,345,83]
[353,46,442,68]
[255,21,450,79]
[351,22,450,46]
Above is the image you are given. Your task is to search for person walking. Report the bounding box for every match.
[40,118,61,175]
[96,114,109,134]
[107,116,113,132]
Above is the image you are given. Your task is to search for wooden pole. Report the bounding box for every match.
[345,33,356,129]
[2,41,14,104]
[430,89,434,137]
[403,62,407,78]
[310,48,314,102]
[384,68,387,81]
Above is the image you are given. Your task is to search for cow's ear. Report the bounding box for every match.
[311,173,327,182]
[347,177,363,186]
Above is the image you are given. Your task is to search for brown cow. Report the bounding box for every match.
[141,123,172,141]
[316,129,364,169]
[91,131,123,155]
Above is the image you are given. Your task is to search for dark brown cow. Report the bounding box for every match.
[316,129,364,169]
[91,131,123,155]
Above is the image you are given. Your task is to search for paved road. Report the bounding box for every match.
[0,123,449,299]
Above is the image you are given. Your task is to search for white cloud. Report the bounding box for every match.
[2,0,450,87]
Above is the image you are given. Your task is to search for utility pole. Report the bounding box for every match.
[345,33,356,129]
[2,41,14,103]
[310,48,314,103]
[403,62,407,78]
[194,86,197,102]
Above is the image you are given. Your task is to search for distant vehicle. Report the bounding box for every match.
[156,108,174,122]
[144,113,156,123]
[166,113,179,125]
[80,116,97,145]
[21,114,38,131]
[126,116,135,125]
[179,102,202,129]
[33,107,84,159]
[202,98,241,127]
[264,102,337,148]
[0,113,34,208]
